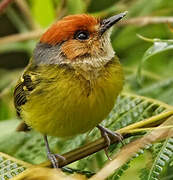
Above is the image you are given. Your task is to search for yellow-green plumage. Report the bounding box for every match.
[18,57,123,137]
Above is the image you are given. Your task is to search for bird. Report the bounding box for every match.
[14,12,127,168]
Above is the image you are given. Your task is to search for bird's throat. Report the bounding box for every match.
[70,55,115,81]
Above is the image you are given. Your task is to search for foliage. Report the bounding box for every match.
[0,0,173,179]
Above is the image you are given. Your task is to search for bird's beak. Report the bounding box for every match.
[100,11,128,35]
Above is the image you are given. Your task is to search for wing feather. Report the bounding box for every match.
[14,68,40,117]
[14,66,40,131]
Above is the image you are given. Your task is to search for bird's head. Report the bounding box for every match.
[33,12,127,70]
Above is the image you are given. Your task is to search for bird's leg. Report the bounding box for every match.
[43,135,65,168]
[97,125,123,160]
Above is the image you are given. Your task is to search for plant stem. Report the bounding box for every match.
[118,110,173,133]
[125,125,173,134]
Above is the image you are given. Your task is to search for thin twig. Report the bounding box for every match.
[39,110,173,168]
[0,29,44,45]
[118,16,173,26]
[0,0,14,13]
[15,0,38,30]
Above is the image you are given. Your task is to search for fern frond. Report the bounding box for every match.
[147,137,173,180]
[0,152,31,180]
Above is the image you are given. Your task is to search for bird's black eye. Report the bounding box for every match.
[74,31,89,40]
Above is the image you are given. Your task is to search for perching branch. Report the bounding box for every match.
[39,109,173,168]
[0,0,14,14]
[118,16,173,26]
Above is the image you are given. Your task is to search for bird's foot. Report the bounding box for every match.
[44,135,66,168]
[47,152,66,168]
[97,125,123,160]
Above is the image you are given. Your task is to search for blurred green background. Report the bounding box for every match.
[0,0,173,179]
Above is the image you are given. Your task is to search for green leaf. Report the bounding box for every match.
[0,100,11,120]
[138,78,173,106]
[67,0,86,14]
[30,0,55,27]
[137,35,173,83]
[139,168,150,180]
[146,138,173,180]
[88,0,119,13]
[0,69,22,120]
[129,0,163,17]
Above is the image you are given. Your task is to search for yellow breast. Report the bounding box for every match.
[21,58,123,137]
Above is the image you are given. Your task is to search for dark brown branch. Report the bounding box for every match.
[0,0,14,14]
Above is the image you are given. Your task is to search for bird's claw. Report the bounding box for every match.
[55,154,66,162]
[103,129,123,144]
[97,125,123,160]
[47,152,65,168]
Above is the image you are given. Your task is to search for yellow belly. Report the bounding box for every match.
[21,59,123,137]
